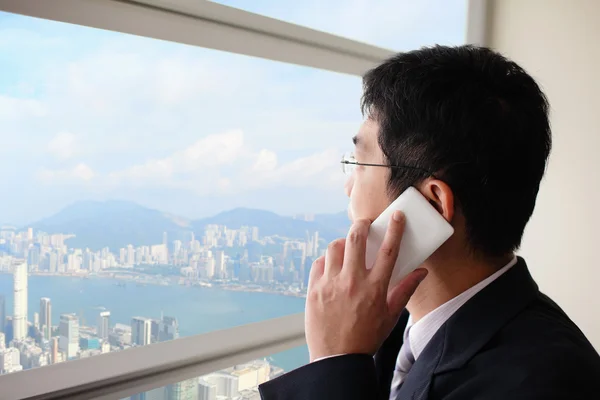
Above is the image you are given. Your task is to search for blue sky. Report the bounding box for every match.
[0,0,465,225]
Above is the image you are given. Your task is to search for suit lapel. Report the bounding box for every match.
[433,258,539,374]
[384,257,540,400]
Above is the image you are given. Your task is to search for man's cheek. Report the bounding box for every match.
[347,202,354,222]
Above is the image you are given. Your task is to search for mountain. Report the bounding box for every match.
[27,201,350,251]
[28,200,191,251]
[191,208,350,242]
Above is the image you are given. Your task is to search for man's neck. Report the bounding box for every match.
[407,252,514,322]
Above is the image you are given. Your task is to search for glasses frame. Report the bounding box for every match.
[340,153,437,178]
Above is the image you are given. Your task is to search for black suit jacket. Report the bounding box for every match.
[259,258,600,399]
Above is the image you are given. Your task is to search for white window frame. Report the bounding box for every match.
[0,0,488,398]
[0,313,305,399]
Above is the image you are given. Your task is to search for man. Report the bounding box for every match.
[258,45,600,399]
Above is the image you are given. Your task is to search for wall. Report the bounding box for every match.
[485,0,600,348]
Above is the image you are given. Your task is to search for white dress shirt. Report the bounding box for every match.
[389,255,518,394]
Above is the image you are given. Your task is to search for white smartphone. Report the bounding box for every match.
[364,186,454,288]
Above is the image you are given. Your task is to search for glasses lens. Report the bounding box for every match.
[341,153,356,175]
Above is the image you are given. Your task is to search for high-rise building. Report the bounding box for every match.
[48,252,58,273]
[127,245,135,266]
[198,379,217,400]
[131,317,152,346]
[0,294,5,334]
[0,347,22,374]
[33,312,40,330]
[159,316,179,342]
[27,244,41,270]
[166,379,197,400]
[0,333,5,350]
[215,251,225,279]
[97,311,110,340]
[59,314,80,359]
[13,261,28,341]
[51,337,59,364]
[131,387,166,400]
[40,298,52,340]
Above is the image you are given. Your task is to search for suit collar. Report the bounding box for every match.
[383,257,540,399]
[431,256,539,373]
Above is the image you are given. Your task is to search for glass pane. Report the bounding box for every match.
[0,10,352,375]
[211,0,467,50]
[121,346,308,400]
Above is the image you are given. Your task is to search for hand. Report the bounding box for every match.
[305,211,428,362]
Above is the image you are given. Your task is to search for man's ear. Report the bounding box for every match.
[418,179,454,222]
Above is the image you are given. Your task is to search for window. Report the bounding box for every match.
[0,0,467,391]
[211,0,467,50]
[0,11,356,375]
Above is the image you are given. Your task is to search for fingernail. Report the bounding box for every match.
[417,270,428,283]
[393,210,404,222]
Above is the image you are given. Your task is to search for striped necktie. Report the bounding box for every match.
[389,325,415,399]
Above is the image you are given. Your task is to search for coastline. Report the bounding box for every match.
[0,270,308,300]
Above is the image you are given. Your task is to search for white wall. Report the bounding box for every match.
[485,0,600,348]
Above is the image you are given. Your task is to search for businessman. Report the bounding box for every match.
[258,45,600,399]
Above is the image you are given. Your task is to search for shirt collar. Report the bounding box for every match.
[406,256,518,360]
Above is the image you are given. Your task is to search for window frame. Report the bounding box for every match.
[0,313,305,400]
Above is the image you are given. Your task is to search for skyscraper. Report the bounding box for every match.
[59,314,80,359]
[215,251,225,279]
[40,298,52,340]
[33,312,39,330]
[13,261,28,341]
[0,294,5,334]
[51,337,59,364]
[198,379,217,400]
[131,317,152,346]
[97,311,110,340]
[158,316,179,342]
[166,379,197,400]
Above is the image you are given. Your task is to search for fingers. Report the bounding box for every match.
[308,256,325,290]
[386,268,428,318]
[325,238,345,276]
[371,211,406,283]
[342,219,371,276]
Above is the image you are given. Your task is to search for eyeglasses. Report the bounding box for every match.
[340,152,435,177]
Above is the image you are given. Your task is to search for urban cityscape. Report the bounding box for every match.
[0,221,324,399]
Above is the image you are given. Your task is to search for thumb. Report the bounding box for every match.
[386,268,428,318]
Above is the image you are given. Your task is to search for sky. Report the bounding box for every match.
[0,0,466,225]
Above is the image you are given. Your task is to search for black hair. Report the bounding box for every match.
[362,45,551,257]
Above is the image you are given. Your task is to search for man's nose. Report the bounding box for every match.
[344,175,354,197]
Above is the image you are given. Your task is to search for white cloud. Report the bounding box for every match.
[47,132,78,160]
[108,130,245,185]
[36,129,344,196]
[37,163,95,184]
[0,95,47,120]
[245,148,343,190]
[252,149,278,172]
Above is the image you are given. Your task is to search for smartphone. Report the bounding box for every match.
[364,187,454,288]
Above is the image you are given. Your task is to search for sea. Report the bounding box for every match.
[0,274,308,372]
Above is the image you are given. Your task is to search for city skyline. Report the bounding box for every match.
[0,260,289,399]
